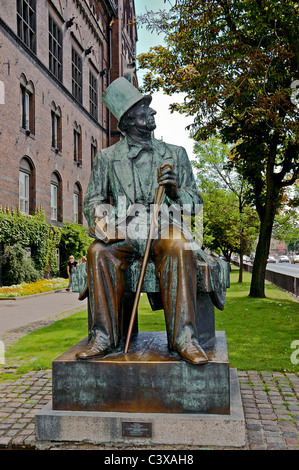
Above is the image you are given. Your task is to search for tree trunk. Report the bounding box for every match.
[238,225,244,283]
[238,201,244,283]
[249,133,281,298]
[249,203,275,298]
[238,246,243,283]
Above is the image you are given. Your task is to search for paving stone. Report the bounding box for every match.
[267,443,286,450]
[285,437,299,447]
[1,315,299,451]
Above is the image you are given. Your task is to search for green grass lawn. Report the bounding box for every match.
[1,268,298,379]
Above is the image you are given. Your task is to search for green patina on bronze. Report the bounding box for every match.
[71,77,230,365]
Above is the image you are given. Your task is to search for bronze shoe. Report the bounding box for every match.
[75,336,110,360]
[174,339,208,365]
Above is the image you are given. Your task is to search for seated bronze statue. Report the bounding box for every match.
[75,77,229,365]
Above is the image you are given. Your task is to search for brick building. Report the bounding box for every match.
[0,0,137,226]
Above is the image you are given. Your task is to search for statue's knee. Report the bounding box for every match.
[155,236,189,256]
[87,241,106,260]
[169,238,189,254]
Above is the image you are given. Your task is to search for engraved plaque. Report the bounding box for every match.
[122,421,152,438]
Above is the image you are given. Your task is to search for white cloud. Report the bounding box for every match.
[135,2,196,159]
[150,91,195,158]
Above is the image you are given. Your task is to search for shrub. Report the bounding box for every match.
[2,244,39,285]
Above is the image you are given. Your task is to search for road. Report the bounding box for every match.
[265,262,299,278]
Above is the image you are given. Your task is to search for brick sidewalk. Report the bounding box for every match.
[0,320,299,450]
[0,368,298,450]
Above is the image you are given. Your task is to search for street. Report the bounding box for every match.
[266,262,299,278]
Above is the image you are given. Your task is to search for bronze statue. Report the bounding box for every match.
[75,78,229,364]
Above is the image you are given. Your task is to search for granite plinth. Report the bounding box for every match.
[36,368,245,449]
[52,331,230,414]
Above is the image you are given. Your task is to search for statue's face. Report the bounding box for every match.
[128,99,157,133]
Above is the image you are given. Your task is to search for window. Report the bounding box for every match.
[51,180,58,220]
[91,137,97,169]
[72,48,82,103]
[17,0,36,52]
[51,102,62,151]
[20,74,35,134]
[51,172,62,222]
[73,188,79,223]
[89,71,98,119]
[73,122,82,165]
[19,157,35,214]
[49,15,63,82]
[19,170,30,214]
[73,183,82,224]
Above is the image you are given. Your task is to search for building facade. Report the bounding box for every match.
[0,0,137,226]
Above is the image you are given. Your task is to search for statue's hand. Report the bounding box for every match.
[157,163,178,200]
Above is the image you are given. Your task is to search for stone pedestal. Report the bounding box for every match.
[36,368,245,449]
[35,331,246,448]
[52,331,230,414]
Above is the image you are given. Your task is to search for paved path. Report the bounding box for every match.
[0,293,298,450]
[0,290,86,334]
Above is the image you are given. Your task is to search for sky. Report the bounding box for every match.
[134,1,196,158]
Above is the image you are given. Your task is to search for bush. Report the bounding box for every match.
[2,244,39,286]
[0,207,49,275]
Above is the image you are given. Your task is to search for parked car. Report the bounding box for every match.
[243,255,251,263]
[278,255,290,263]
[267,255,276,263]
[290,254,299,264]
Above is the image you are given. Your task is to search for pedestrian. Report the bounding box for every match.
[66,255,78,291]
[81,256,87,264]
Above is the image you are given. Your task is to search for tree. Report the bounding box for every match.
[273,208,299,248]
[137,0,299,297]
[192,136,259,280]
[202,188,258,258]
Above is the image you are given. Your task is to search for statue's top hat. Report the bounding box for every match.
[102,77,152,131]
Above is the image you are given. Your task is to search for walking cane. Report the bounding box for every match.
[124,180,165,354]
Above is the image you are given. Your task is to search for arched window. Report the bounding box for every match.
[51,172,62,222]
[20,74,35,135]
[19,156,35,214]
[73,182,82,224]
